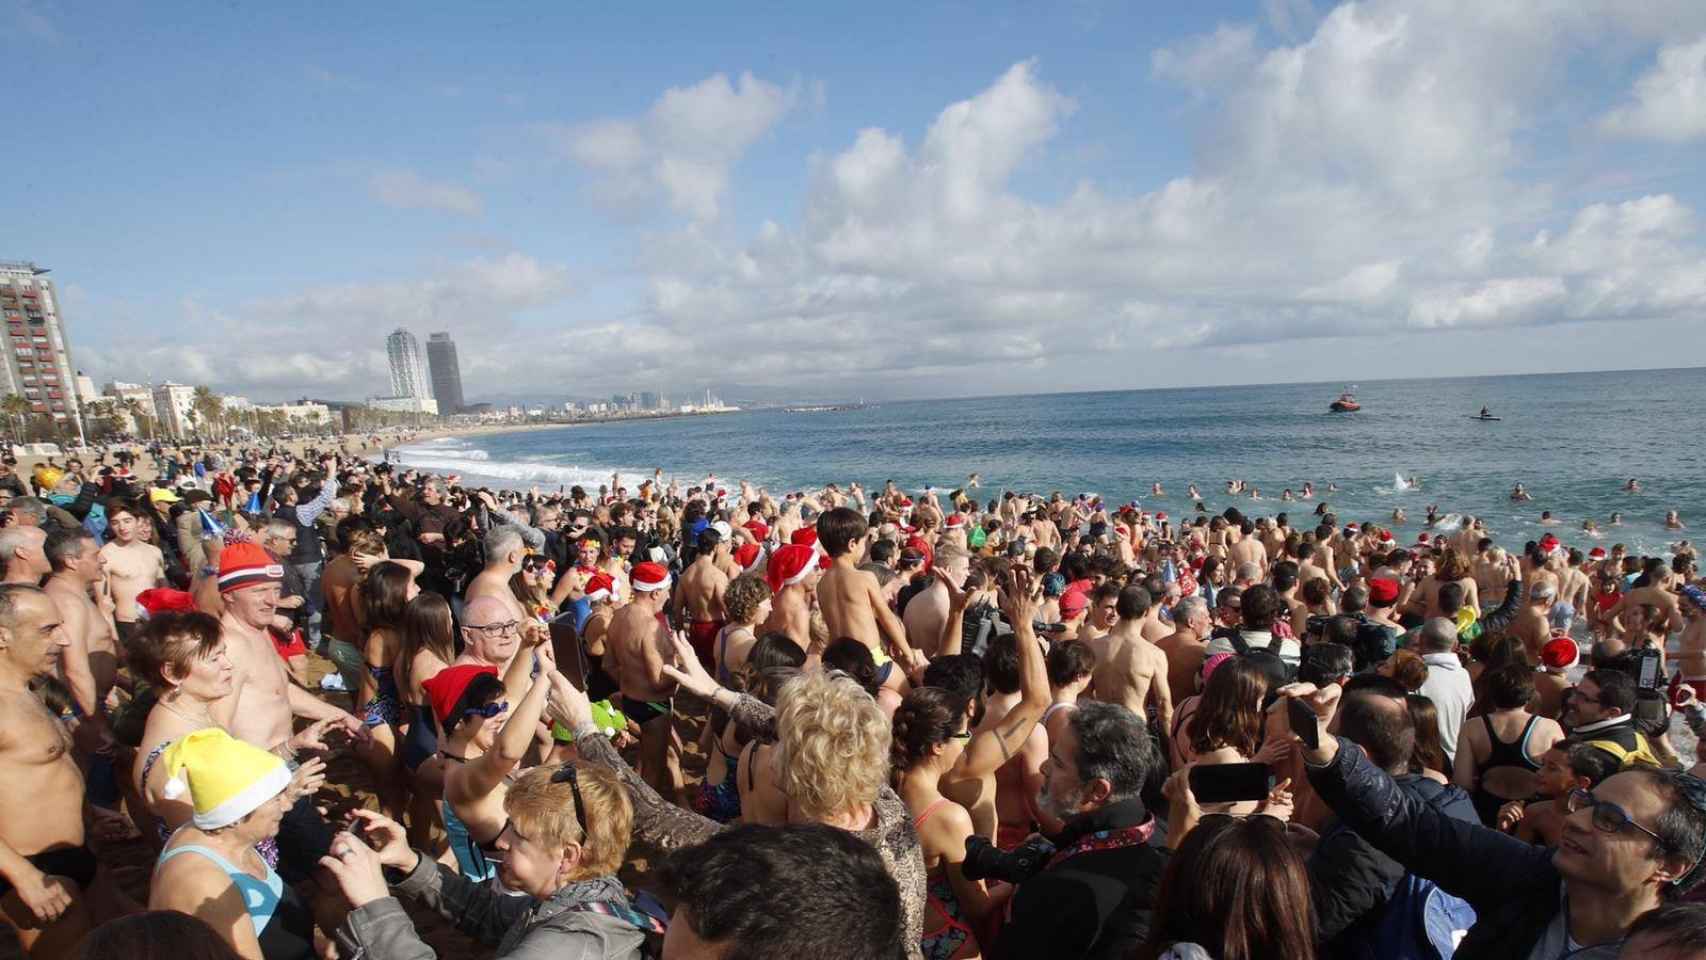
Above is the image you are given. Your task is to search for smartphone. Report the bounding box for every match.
[1637,647,1663,691]
[1189,762,1273,804]
[1287,697,1320,751]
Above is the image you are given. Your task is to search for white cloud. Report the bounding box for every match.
[1152,23,1259,96]
[548,71,799,220]
[82,254,570,398]
[584,4,1706,396]
[1600,36,1706,142]
[369,169,484,217]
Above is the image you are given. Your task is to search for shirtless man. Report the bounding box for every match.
[902,544,971,659]
[1511,581,1558,664]
[1157,596,1212,705]
[1077,582,1121,644]
[759,543,819,650]
[1090,586,1174,732]
[0,585,114,959]
[1670,587,1706,705]
[208,544,361,880]
[97,499,163,650]
[676,528,731,672]
[0,527,49,587]
[815,507,918,690]
[42,531,117,753]
[1605,565,1684,637]
[1228,519,1267,579]
[607,561,683,803]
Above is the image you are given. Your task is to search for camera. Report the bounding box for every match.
[961,834,1056,884]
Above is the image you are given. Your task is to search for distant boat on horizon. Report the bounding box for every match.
[1330,388,1360,413]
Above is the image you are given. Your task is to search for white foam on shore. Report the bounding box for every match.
[391,441,651,492]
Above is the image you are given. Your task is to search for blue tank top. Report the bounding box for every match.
[158,843,283,937]
[441,800,496,882]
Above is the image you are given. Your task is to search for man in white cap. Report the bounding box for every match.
[608,561,683,805]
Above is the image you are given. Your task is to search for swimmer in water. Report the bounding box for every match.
[1425,505,1440,527]
[1582,519,1601,536]
[1194,500,1207,513]
[1249,487,1262,501]
[1540,511,1560,526]
[966,473,981,489]
[1327,482,1339,493]
[1152,482,1165,497]
[1392,507,1407,525]
[1300,482,1315,500]
[1511,483,1532,502]
[1186,483,1200,500]
[1609,512,1623,526]
[1408,475,1421,490]
[1281,489,1295,502]
[1667,510,1686,531]
[1625,478,1641,493]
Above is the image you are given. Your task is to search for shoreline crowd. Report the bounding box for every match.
[0,434,1702,960]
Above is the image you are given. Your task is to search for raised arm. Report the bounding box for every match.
[952,569,1049,779]
[463,672,550,799]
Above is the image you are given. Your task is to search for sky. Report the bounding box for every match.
[4,0,1706,405]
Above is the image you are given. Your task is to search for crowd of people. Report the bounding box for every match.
[0,437,1703,960]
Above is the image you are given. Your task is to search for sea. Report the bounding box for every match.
[391,367,1706,556]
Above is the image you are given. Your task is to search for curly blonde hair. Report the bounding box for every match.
[775,670,891,821]
[724,574,772,626]
[505,763,632,879]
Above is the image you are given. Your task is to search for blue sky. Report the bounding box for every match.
[5,0,1705,404]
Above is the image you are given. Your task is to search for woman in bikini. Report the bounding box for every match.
[395,591,455,851]
[694,634,803,824]
[355,562,417,819]
[893,687,991,959]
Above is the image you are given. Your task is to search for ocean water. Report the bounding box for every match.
[392,368,1706,555]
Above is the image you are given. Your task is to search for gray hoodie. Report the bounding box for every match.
[340,853,647,960]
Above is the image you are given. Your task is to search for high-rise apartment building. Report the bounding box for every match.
[152,382,197,439]
[0,261,84,432]
[386,328,430,400]
[426,332,465,414]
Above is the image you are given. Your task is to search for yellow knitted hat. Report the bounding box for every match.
[160,728,292,830]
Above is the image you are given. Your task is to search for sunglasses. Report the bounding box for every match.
[552,764,589,835]
[462,700,509,720]
[1565,788,1668,848]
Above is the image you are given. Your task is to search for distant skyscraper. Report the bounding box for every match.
[386,328,430,400]
[426,332,465,414]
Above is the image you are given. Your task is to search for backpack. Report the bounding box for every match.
[1225,634,1298,683]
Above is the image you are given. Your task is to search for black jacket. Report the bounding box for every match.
[991,799,1169,960]
[1310,770,1478,955]
[1307,737,1563,959]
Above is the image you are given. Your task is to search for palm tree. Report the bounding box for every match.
[0,394,30,442]
[119,396,152,440]
[191,387,223,440]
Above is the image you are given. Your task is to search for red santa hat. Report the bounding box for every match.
[790,528,819,549]
[1588,546,1607,559]
[584,573,616,604]
[631,562,671,594]
[421,664,500,727]
[1541,635,1580,671]
[1367,577,1401,605]
[733,542,763,572]
[743,519,771,541]
[766,544,817,593]
[944,514,965,529]
[1539,534,1563,556]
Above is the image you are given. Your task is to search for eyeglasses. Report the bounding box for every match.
[466,620,522,638]
[462,700,509,720]
[1565,788,1667,847]
[552,764,589,834]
